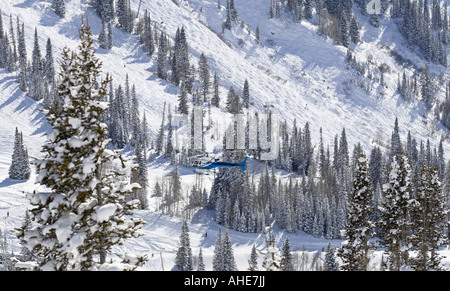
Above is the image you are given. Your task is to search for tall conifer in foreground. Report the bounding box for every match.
[17,19,145,271]
[338,152,375,271]
[378,154,414,270]
[9,127,30,180]
[175,220,193,271]
[410,165,448,271]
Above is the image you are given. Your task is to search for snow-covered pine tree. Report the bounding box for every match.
[132,131,149,210]
[30,27,45,101]
[223,0,232,30]
[324,241,339,271]
[17,21,27,92]
[155,101,166,155]
[338,151,375,271]
[410,165,448,271]
[98,18,109,50]
[349,16,360,43]
[178,81,189,115]
[8,15,17,72]
[140,9,154,55]
[281,236,294,271]
[212,227,224,271]
[19,210,35,263]
[211,72,220,107]
[109,85,129,148]
[198,53,211,102]
[255,25,260,44]
[129,84,140,146]
[229,0,238,21]
[106,21,113,49]
[51,0,66,18]
[338,10,350,47]
[44,38,55,84]
[222,228,238,271]
[175,220,193,271]
[0,228,14,271]
[225,86,242,114]
[117,0,133,32]
[390,117,402,161]
[242,79,250,109]
[165,106,174,160]
[8,127,30,180]
[248,244,259,271]
[174,27,190,88]
[17,20,146,271]
[157,31,168,80]
[141,112,150,150]
[197,248,205,271]
[378,154,413,270]
[163,167,182,215]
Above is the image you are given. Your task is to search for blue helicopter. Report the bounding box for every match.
[192,156,249,174]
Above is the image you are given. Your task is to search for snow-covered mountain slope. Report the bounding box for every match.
[1,0,448,155]
[0,0,450,270]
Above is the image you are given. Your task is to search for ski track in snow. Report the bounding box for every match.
[0,0,450,270]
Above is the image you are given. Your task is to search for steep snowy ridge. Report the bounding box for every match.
[157,0,449,151]
[0,0,450,271]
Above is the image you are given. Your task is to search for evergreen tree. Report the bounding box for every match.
[178,82,189,115]
[211,72,220,107]
[133,131,149,210]
[338,152,375,271]
[255,25,260,44]
[242,79,250,109]
[410,165,448,271]
[44,38,55,84]
[378,154,413,270]
[107,21,113,49]
[8,15,18,72]
[130,84,140,146]
[349,16,360,43]
[157,31,168,80]
[155,102,166,155]
[17,21,146,271]
[248,244,259,270]
[198,52,211,103]
[52,0,66,18]
[281,236,294,271]
[98,18,110,50]
[222,228,238,271]
[213,228,224,271]
[30,27,44,100]
[197,248,205,271]
[324,242,339,271]
[175,220,193,271]
[338,10,350,47]
[17,21,27,92]
[8,127,30,180]
[390,118,402,161]
[223,0,232,30]
[117,0,133,32]
[140,10,154,55]
[174,27,190,88]
[19,210,35,262]
[225,86,242,114]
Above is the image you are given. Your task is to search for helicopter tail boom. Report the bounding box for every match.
[240,157,249,171]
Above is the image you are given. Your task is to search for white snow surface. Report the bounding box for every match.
[0,0,450,270]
